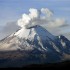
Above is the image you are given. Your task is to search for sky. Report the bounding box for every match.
[0,0,70,40]
[0,0,70,25]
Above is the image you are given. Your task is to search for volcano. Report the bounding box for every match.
[0,25,70,67]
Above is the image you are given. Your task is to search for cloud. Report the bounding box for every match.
[3,22,20,33]
[18,8,40,28]
[46,18,66,28]
[0,8,69,40]
[17,8,67,29]
[0,22,20,40]
[41,8,53,17]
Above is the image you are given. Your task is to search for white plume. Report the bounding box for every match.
[29,8,40,19]
[41,8,53,17]
[17,8,66,29]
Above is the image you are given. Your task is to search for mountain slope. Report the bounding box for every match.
[0,25,70,66]
[0,25,56,51]
[0,25,70,53]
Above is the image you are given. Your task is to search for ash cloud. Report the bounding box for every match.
[0,8,69,40]
[17,8,67,29]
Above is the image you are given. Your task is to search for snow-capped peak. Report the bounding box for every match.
[14,25,56,41]
[0,25,70,55]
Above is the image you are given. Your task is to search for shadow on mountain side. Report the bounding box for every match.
[23,61,70,68]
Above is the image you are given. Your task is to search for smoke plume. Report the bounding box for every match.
[17,8,66,29]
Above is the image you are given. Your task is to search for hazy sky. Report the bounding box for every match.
[0,0,70,26]
[0,0,70,40]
